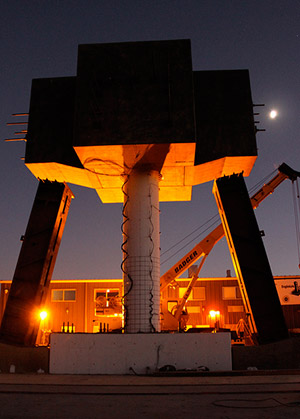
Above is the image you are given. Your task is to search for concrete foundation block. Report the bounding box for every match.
[49,332,232,374]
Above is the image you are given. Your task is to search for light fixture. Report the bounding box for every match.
[39,311,47,321]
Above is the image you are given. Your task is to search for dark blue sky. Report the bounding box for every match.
[1,0,300,280]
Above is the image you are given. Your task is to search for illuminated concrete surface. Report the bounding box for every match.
[122,170,161,333]
[0,372,299,418]
[49,332,232,374]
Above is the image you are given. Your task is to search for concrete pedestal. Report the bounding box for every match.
[49,332,232,374]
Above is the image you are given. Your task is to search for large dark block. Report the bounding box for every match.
[214,173,289,344]
[26,77,83,168]
[25,39,257,203]
[194,70,257,165]
[74,39,195,146]
[26,41,257,168]
[0,181,73,346]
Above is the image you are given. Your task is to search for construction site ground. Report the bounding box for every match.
[0,370,299,418]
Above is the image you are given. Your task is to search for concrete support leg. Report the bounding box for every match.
[0,180,73,346]
[122,169,161,333]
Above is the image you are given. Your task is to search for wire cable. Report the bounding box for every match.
[160,167,282,266]
[247,168,278,195]
[292,179,300,269]
[148,179,156,332]
[160,214,219,257]
[120,174,133,329]
[160,218,220,266]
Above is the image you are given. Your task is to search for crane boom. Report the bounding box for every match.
[160,163,300,292]
[250,163,300,208]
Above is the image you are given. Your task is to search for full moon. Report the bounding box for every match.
[270,109,278,119]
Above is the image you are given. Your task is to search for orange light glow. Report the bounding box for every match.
[209,310,220,319]
[39,311,48,321]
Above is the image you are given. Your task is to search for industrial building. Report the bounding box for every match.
[1,274,299,346]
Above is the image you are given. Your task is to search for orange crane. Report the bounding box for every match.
[160,163,300,331]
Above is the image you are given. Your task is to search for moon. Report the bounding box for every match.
[270,109,278,119]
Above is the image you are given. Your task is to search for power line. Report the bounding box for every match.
[160,168,278,266]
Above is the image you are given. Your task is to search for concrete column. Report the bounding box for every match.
[122,169,161,333]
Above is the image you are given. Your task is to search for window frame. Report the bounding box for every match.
[94,288,122,315]
[222,286,238,300]
[51,289,76,302]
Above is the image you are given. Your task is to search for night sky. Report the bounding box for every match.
[1,0,300,281]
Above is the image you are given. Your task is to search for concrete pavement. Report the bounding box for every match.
[0,371,299,418]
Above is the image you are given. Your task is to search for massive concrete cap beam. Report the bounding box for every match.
[25,40,257,203]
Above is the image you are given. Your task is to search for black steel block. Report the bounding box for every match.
[194,70,257,165]
[74,39,195,146]
[26,77,83,168]
[215,173,289,344]
[0,181,73,346]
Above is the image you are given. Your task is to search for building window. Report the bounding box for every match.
[222,286,238,300]
[94,289,122,315]
[178,286,206,300]
[193,287,206,300]
[167,300,178,314]
[228,305,244,313]
[179,288,186,299]
[52,289,76,302]
[186,306,201,313]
